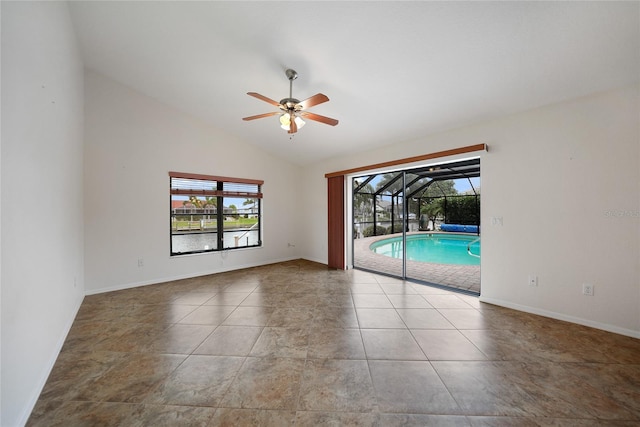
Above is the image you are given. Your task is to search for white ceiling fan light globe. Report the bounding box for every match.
[279,113,290,130]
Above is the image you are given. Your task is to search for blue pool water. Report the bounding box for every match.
[370,233,480,266]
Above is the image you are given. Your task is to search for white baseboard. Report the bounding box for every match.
[18,293,85,427]
[479,296,640,339]
[301,256,329,267]
[85,256,300,295]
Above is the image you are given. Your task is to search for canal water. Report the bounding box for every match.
[172,230,260,253]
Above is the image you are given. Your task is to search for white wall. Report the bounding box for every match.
[0,5,636,425]
[1,2,85,426]
[301,85,640,337]
[84,71,301,294]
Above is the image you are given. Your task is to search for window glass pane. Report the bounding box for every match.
[170,175,261,256]
[170,200,219,254]
[222,197,260,249]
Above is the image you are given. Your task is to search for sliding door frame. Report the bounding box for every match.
[326,144,487,270]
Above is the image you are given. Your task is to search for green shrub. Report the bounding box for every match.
[387,223,404,234]
[445,195,479,225]
[363,225,388,238]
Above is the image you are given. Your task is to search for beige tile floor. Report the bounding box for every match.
[28,259,640,426]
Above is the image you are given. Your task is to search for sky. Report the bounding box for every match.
[354,175,480,195]
[455,177,480,193]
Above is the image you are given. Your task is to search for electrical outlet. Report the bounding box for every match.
[528,275,538,287]
[583,284,594,296]
[138,258,144,267]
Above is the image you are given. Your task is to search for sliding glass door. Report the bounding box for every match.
[353,171,404,278]
[351,159,481,294]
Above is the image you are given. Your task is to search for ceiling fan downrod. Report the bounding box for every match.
[281,69,299,109]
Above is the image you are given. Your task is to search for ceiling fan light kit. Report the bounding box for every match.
[243,68,339,135]
[280,114,305,130]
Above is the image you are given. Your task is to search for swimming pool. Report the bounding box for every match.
[370,233,480,265]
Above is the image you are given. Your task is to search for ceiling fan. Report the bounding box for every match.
[242,68,339,134]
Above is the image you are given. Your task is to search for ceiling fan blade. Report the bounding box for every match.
[299,111,339,126]
[247,92,281,107]
[242,111,280,121]
[297,93,329,110]
[288,113,297,134]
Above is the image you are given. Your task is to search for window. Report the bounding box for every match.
[169,172,263,256]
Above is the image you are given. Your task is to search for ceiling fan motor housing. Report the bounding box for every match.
[279,98,301,111]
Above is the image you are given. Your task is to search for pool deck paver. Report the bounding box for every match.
[353,232,481,294]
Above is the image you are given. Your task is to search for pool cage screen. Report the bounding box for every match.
[353,158,480,240]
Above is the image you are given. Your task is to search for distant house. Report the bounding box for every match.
[171,200,217,215]
[376,200,391,214]
[237,202,259,217]
[171,198,259,216]
[171,200,188,210]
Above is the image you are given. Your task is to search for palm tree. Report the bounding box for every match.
[205,196,217,207]
[353,182,374,223]
[374,173,403,195]
[187,195,203,208]
[421,198,445,231]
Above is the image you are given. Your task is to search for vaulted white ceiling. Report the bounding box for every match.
[69,1,639,165]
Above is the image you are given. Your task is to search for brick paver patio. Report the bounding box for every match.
[353,232,481,294]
